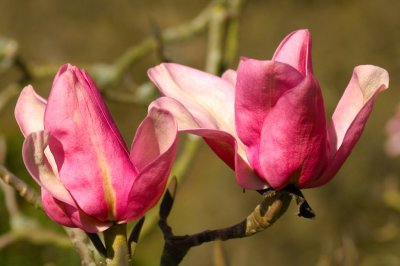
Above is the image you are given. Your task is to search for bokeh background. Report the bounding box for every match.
[1,0,400,265]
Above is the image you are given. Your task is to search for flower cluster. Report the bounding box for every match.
[15,29,388,232]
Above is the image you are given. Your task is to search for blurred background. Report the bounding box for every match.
[1,0,400,265]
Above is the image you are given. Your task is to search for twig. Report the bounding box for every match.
[205,3,228,75]
[65,229,100,266]
[0,164,41,207]
[0,226,72,250]
[222,0,246,69]
[159,185,292,266]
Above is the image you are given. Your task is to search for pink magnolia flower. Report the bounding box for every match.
[15,64,178,232]
[148,29,389,190]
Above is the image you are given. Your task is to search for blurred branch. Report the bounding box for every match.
[0,226,71,250]
[65,229,102,266]
[205,3,228,74]
[222,0,246,68]
[0,167,71,251]
[0,164,41,207]
[213,241,229,266]
[0,164,99,265]
[6,0,242,107]
[26,0,221,87]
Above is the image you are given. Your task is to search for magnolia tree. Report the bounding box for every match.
[0,1,394,265]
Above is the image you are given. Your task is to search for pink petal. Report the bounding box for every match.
[148,63,236,135]
[123,108,178,222]
[15,85,46,137]
[272,29,312,76]
[41,188,75,228]
[235,59,304,174]
[258,75,328,189]
[329,65,389,153]
[188,128,268,190]
[313,65,389,187]
[44,64,137,222]
[130,107,178,171]
[149,97,266,189]
[42,188,111,233]
[149,97,205,131]
[235,153,268,190]
[221,69,237,86]
[149,97,237,169]
[22,131,75,205]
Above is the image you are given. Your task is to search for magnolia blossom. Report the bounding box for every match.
[15,64,178,232]
[148,29,389,190]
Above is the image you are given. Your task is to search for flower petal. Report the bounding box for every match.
[123,107,178,222]
[148,63,236,135]
[41,188,75,228]
[272,29,312,76]
[15,85,46,137]
[328,65,389,152]
[23,131,75,205]
[188,128,268,190]
[149,97,204,131]
[314,65,389,187]
[221,69,237,86]
[235,59,304,174]
[42,188,111,233]
[259,76,328,189]
[130,106,178,171]
[149,97,266,189]
[150,97,238,168]
[44,64,137,221]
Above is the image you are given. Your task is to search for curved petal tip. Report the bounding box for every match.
[354,65,389,100]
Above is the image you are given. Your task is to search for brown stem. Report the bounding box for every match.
[159,190,292,266]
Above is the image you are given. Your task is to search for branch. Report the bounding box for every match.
[65,229,102,266]
[0,227,71,250]
[222,0,246,68]
[159,185,292,266]
[0,164,41,207]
